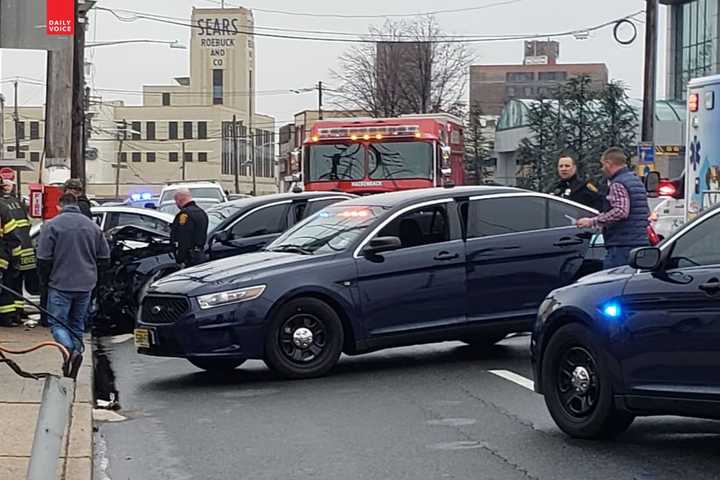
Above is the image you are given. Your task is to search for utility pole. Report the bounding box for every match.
[232,114,239,193]
[249,71,256,196]
[114,119,126,199]
[181,142,186,181]
[318,81,323,120]
[641,0,658,144]
[71,0,87,185]
[13,81,21,189]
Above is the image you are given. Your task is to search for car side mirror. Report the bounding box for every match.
[213,230,232,244]
[363,236,402,256]
[644,171,661,197]
[628,246,662,270]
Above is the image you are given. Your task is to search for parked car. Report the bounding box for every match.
[136,186,604,377]
[90,192,354,333]
[532,204,720,439]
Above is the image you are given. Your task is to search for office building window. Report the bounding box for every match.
[183,152,193,163]
[17,122,25,140]
[31,152,40,162]
[169,122,178,140]
[162,93,171,106]
[507,72,534,82]
[538,71,568,81]
[146,122,156,140]
[119,152,127,163]
[198,152,208,162]
[146,152,156,163]
[213,69,223,105]
[524,87,534,96]
[198,121,207,139]
[132,152,141,162]
[506,86,517,97]
[169,152,179,162]
[30,122,40,140]
[131,121,141,140]
[183,121,193,139]
[672,0,719,100]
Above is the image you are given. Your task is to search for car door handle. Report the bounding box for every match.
[434,251,459,261]
[699,279,720,294]
[554,237,584,247]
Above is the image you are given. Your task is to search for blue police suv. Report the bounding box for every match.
[533,205,720,439]
[136,186,603,378]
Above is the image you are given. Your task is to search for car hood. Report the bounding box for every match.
[574,265,635,286]
[149,251,320,296]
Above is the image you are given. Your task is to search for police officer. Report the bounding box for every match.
[0,179,36,320]
[0,183,22,327]
[63,178,92,219]
[548,155,603,210]
[170,188,208,268]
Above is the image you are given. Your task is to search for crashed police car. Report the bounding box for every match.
[90,192,354,333]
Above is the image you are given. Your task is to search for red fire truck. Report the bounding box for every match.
[294,114,465,195]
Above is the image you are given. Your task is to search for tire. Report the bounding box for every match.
[541,323,634,439]
[462,333,507,348]
[264,298,344,379]
[188,358,245,372]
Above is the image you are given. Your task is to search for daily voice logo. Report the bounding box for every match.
[47,0,74,36]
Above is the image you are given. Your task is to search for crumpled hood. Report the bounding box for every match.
[149,251,314,295]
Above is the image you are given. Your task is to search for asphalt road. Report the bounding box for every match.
[94,335,720,480]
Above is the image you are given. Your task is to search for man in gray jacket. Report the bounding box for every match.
[37,193,110,367]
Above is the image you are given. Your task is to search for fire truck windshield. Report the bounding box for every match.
[368,142,433,180]
[307,143,365,181]
[307,141,433,182]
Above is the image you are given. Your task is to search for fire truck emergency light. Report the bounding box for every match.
[311,125,422,141]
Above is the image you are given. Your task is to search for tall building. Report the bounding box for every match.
[1,7,277,197]
[663,0,720,101]
[469,42,609,115]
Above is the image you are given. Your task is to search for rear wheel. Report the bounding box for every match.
[541,324,634,439]
[188,358,245,372]
[264,298,344,379]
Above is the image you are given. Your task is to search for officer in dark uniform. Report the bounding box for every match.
[548,155,604,210]
[170,188,208,268]
[63,178,92,219]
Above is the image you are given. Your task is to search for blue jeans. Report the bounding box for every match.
[47,288,91,353]
[603,246,635,270]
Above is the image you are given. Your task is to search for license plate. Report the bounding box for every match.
[134,328,152,349]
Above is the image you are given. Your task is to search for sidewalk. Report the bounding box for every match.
[0,327,93,480]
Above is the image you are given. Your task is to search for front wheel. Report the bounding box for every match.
[188,358,245,372]
[541,324,634,439]
[264,298,344,379]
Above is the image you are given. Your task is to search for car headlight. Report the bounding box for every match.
[197,285,266,310]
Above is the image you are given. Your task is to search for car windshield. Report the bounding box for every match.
[206,203,244,232]
[159,187,224,204]
[268,205,387,255]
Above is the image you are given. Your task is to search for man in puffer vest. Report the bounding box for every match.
[576,147,650,269]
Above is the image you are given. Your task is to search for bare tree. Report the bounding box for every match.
[331,17,472,117]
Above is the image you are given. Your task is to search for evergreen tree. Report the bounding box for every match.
[464,106,492,185]
[596,81,639,163]
[516,98,561,191]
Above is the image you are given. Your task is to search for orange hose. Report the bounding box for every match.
[0,341,70,363]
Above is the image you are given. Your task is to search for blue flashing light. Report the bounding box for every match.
[130,193,141,201]
[602,302,622,319]
[131,192,152,202]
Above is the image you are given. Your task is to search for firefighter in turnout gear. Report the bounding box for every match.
[0,181,23,327]
[1,179,36,320]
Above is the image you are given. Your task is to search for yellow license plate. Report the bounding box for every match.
[134,328,152,349]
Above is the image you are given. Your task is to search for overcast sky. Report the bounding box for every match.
[1,0,667,126]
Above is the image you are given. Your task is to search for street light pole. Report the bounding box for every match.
[641,0,658,144]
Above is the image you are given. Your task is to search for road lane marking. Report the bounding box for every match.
[489,369,535,391]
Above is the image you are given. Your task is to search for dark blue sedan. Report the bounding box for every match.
[136,186,602,378]
[532,205,720,439]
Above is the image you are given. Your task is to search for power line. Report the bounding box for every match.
[97,6,645,44]
[201,0,527,18]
